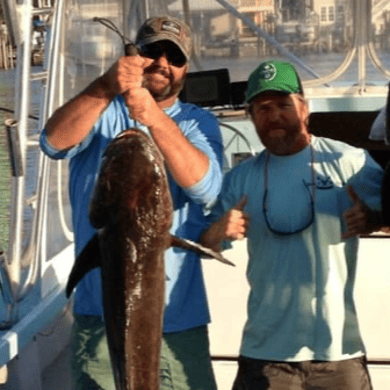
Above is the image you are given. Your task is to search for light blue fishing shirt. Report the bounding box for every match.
[210,136,383,361]
[40,95,223,333]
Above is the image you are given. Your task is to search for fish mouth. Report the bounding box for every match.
[117,128,145,139]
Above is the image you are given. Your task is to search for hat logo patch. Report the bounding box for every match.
[161,21,181,37]
[179,29,188,42]
[259,63,277,81]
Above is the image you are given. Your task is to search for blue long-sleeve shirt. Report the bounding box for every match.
[40,95,224,332]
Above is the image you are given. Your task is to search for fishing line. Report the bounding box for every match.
[92,17,134,54]
[92,17,140,127]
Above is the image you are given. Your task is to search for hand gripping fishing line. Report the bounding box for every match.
[93,17,140,126]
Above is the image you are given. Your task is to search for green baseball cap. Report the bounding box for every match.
[245,60,303,103]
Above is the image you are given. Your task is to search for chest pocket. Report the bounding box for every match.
[315,174,335,190]
[313,175,347,233]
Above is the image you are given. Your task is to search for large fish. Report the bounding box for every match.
[66,128,233,390]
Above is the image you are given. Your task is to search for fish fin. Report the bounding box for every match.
[66,234,101,298]
[170,235,235,267]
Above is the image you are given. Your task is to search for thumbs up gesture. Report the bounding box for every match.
[200,196,250,252]
[223,196,249,240]
[342,185,383,239]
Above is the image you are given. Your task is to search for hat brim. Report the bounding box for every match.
[137,35,190,61]
[246,88,291,103]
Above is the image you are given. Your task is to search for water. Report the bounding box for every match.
[0,69,15,252]
[0,68,42,254]
[192,50,390,86]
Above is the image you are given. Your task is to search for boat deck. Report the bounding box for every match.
[42,343,72,390]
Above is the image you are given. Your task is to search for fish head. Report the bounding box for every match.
[89,128,173,231]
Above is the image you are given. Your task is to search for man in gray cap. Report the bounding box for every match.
[201,59,383,390]
[40,16,223,390]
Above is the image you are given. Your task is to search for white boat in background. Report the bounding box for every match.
[1,0,390,388]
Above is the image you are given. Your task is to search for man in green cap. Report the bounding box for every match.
[201,59,383,389]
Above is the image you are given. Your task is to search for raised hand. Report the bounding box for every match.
[100,54,146,98]
[342,185,383,239]
[200,196,250,252]
[223,196,249,240]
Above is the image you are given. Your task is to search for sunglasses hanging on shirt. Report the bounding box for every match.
[262,144,316,236]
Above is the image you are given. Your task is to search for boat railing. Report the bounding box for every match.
[0,0,73,330]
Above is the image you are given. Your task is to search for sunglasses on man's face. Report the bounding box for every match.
[140,42,187,67]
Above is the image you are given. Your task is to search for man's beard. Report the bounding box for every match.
[260,122,310,155]
[142,67,185,102]
[145,78,185,102]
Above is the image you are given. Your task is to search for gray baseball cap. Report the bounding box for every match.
[136,16,193,61]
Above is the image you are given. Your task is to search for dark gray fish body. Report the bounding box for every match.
[66,128,233,390]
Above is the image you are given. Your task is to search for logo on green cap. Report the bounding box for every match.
[245,60,303,103]
[258,63,277,81]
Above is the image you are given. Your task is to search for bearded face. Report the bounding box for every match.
[140,41,188,102]
[249,93,310,156]
[142,63,186,102]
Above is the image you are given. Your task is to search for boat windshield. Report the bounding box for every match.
[63,0,390,105]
